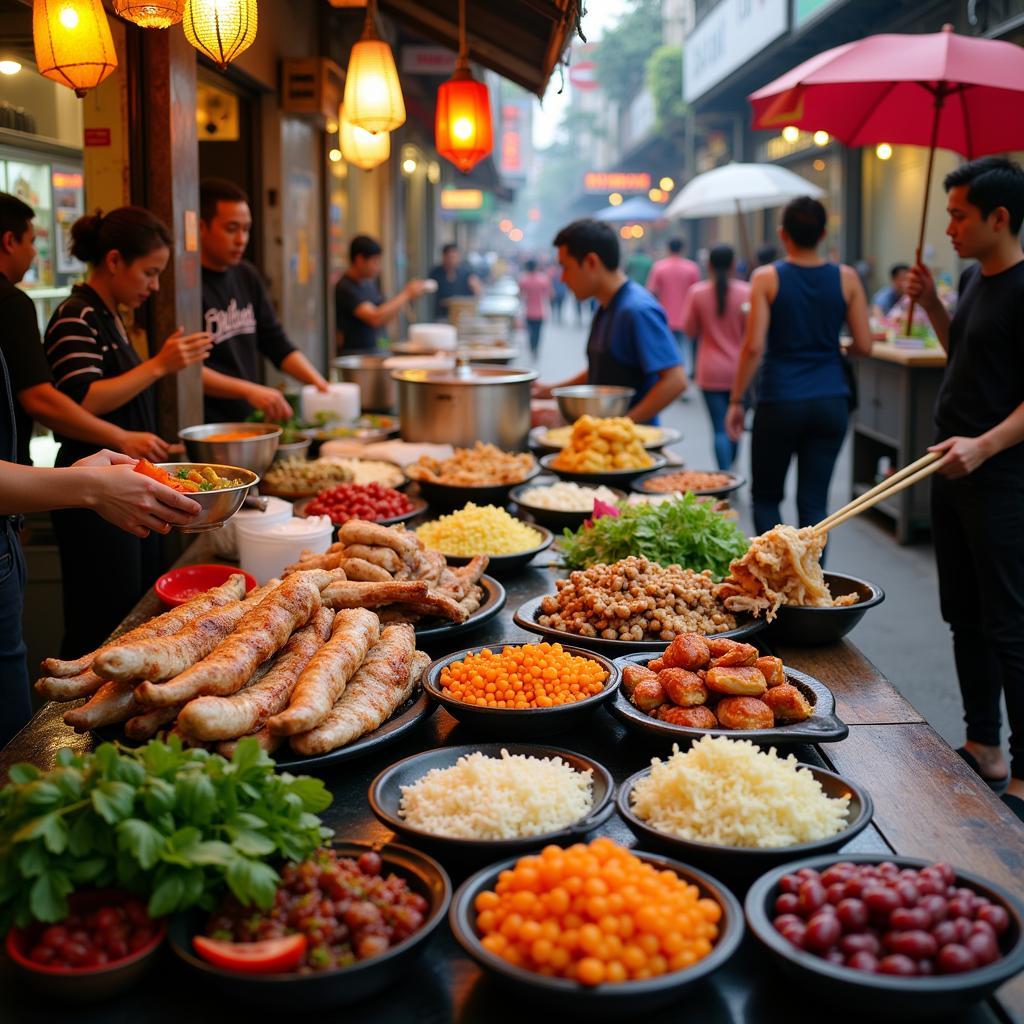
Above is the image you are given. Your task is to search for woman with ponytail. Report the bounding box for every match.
[43,206,212,657]
[681,245,750,469]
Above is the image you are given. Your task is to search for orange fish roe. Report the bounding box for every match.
[439,643,608,709]
[473,837,721,985]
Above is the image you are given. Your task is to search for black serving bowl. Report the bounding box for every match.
[409,462,542,511]
[423,642,619,737]
[632,468,746,500]
[617,764,873,884]
[167,841,451,1010]
[763,572,885,646]
[609,654,848,745]
[292,494,428,537]
[424,523,554,576]
[450,850,744,1016]
[368,743,615,862]
[509,479,627,532]
[539,451,668,489]
[745,854,1024,1020]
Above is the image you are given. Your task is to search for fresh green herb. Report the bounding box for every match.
[176,469,190,480]
[558,493,748,579]
[0,737,332,932]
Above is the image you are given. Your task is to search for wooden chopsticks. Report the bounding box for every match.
[815,451,942,532]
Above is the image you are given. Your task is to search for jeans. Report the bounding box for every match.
[750,396,848,535]
[526,318,544,356]
[932,471,1024,779]
[701,390,737,470]
[0,521,32,747]
[671,330,695,380]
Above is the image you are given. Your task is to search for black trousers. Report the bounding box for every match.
[750,396,849,536]
[51,507,162,660]
[932,471,1024,779]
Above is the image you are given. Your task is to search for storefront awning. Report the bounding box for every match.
[380,0,581,97]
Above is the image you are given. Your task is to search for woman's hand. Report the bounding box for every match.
[117,430,173,462]
[154,327,213,376]
[725,402,746,442]
[245,383,294,421]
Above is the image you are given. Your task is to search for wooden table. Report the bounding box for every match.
[2,540,1022,1023]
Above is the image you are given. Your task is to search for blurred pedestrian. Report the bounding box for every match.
[905,157,1024,814]
[726,197,872,533]
[43,207,212,658]
[625,245,653,286]
[648,238,701,383]
[681,245,750,469]
[548,262,567,323]
[871,262,910,316]
[427,242,481,321]
[754,244,778,270]
[534,220,686,423]
[518,259,553,357]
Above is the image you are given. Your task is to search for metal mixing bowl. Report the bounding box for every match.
[178,423,281,476]
[552,385,636,422]
[157,464,260,533]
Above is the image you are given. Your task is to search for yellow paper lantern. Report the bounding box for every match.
[183,0,257,69]
[113,0,184,28]
[343,0,405,135]
[33,0,118,98]
[340,113,390,170]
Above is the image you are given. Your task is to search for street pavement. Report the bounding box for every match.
[528,311,988,752]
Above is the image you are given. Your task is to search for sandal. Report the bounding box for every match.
[1002,794,1024,825]
[957,747,1010,794]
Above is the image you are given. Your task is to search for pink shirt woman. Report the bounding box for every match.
[682,276,751,390]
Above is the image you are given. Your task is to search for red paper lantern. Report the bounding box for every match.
[435,64,492,174]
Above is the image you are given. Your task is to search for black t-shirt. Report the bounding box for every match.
[335,274,383,353]
[203,261,296,422]
[0,273,51,465]
[934,261,1024,476]
[43,284,157,467]
[428,264,474,320]
[0,347,16,466]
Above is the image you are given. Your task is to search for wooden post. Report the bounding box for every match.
[136,28,204,438]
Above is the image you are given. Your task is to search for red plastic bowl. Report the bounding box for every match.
[5,889,166,1001]
[154,564,257,606]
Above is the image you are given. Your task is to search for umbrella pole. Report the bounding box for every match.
[735,199,752,270]
[905,88,945,336]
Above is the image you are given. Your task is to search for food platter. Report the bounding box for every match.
[414,574,506,642]
[292,494,428,529]
[512,594,767,652]
[427,524,554,576]
[632,468,746,499]
[608,658,848,744]
[260,458,408,499]
[529,424,682,455]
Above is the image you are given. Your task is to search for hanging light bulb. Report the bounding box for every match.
[340,110,390,170]
[33,0,118,97]
[342,0,405,135]
[435,0,492,173]
[113,0,184,28]
[183,0,257,69]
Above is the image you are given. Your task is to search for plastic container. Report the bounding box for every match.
[301,382,360,425]
[409,323,456,350]
[210,495,293,560]
[235,514,333,584]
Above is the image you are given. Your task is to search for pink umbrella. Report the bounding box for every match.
[749,24,1024,330]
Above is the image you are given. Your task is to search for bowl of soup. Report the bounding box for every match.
[179,423,281,476]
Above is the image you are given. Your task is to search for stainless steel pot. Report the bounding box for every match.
[392,363,537,451]
[332,354,397,413]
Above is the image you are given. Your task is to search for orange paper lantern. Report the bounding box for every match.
[342,0,405,135]
[435,64,492,174]
[183,0,257,69]
[113,0,184,28]
[33,0,118,97]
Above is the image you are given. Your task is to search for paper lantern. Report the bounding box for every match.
[340,112,390,170]
[435,65,492,173]
[183,0,257,69]
[33,0,118,98]
[112,0,184,28]
[342,0,405,135]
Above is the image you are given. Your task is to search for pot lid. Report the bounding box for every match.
[391,363,537,385]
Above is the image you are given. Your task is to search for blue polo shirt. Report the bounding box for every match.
[587,279,682,423]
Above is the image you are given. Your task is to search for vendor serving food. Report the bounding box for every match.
[532,219,687,424]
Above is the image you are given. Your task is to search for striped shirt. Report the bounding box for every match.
[43,283,157,466]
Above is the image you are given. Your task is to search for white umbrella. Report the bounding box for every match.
[665,162,824,265]
[665,162,824,218]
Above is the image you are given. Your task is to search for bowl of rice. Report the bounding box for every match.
[368,744,615,860]
[616,736,873,881]
[510,480,627,531]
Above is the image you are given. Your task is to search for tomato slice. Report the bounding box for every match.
[193,933,307,974]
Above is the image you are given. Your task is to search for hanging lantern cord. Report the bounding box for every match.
[362,0,377,40]
[456,0,469,76]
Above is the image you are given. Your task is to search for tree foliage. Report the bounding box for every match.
[646,44,686,136]
[594,0,663,106]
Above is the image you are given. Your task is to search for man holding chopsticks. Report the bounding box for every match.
[907,157,1024,820]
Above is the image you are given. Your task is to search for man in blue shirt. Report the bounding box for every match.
[871,263,909,315]
[534,220,686,423]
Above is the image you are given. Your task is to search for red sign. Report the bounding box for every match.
[83,128,111,147]
[583,172,651,193]
[501,130,521,173]
[569,60,598,91]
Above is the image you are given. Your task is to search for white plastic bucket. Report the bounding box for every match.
[301,382,360,424]
[235,515,333,584]
[210,495,293,560]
